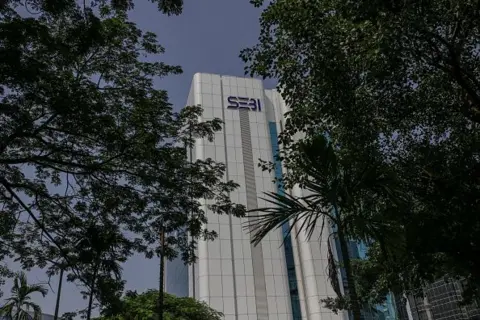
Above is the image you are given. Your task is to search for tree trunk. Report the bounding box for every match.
[188,127,196,299]
[86,263,99,320]
[337,222,362,320]
[54,268,64,320]
[157,226,165,320]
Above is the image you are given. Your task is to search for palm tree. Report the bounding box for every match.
[0,271,48,320]
[246,135,405,320]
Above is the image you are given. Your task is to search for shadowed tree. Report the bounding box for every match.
[0,0,244,314]
[246,135,405,318]
[242,0,480,305]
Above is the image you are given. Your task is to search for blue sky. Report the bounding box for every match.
[131,0,277,112]
[2,0,276,317]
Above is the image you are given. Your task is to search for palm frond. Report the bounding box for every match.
[244,191,312,246]
[244,134,343,246]
[25,284,48,298]
[17,272,28,289]
[4,271,48,320]
[0,302,14,317]
[13,272,28,299]
[302,179,337,212]
[11,276,20,295]
[244,190,336,246]
[17,310,32,320]
[3,297,19,304]
[100,260,123,280]
[23,302,42,320]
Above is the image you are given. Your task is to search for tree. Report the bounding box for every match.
[0,271,48,320]
[242,0,480,303]
[128,106,245,320]
[0,0,182,293]
[95,289,223,320]
[0,0,185,16]
[1,0,244,316]
[247,135,404,318]
[72,223,127,320]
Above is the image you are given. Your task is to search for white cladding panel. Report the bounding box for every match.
[186,73,343,320]
[187,73,291,320]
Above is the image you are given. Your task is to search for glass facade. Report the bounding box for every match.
[268,121,303,320]
[165,255,189,297]
[398,279,480,320]
[165,229,189,297]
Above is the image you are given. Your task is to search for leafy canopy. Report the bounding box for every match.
[95,290,223,320]
[247,135,405,315]
[0,0,244,311]
[242,0,480,302]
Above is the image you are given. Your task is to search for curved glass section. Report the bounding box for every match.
[268,122,302,320]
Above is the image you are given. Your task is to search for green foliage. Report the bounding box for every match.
[0,272,47,320]
[95,289,223,320]
[1,0,184,16]
[247,135,404,317]
[243,0,480,306]
[0,0,245,314]
[249,135,404,245]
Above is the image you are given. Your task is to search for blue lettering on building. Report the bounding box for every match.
[227,96,262,111]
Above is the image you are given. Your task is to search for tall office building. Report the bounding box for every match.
[166,73,480,320]
[169,73,347,320]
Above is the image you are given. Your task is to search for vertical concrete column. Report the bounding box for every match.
[291,230,309,319]
[195,137,210,303]
[238,109,269,320]
[292,185,322,320]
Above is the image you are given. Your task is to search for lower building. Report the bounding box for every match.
[396,279,480,320]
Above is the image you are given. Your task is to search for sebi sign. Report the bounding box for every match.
[227,96,262,112]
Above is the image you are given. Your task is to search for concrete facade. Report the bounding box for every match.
[183,73,344,320]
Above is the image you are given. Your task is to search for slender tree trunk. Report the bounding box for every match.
[157,225,166,320]
[189,127,196,299]
[86,263,99,320]
[337,221,362,320]
[54,268,64,320]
